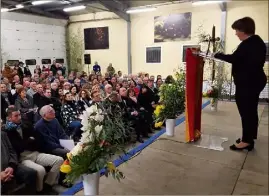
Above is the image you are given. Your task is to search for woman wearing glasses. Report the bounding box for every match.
[214,17,267,151]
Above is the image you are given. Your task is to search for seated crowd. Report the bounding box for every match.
[0,61,168,194]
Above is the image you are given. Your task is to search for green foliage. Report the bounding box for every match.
[65,103,129,183]
[66,26,84,71]
[156,71,185,121]
[196,24,229,98]
[206,86,219,99]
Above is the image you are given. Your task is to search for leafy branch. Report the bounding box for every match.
[66,26,84,72]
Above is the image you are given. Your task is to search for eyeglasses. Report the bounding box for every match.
[48,109,55,114]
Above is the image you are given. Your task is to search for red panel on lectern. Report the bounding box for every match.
[185,48,204,142]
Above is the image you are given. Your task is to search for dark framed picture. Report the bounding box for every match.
[56,59,64,64]
[42,59,51,64]
[84,27,109,50]
[25,59,36,65]
[7,60,19,66]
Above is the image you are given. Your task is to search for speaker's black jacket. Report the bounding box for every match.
[215,35,267,88]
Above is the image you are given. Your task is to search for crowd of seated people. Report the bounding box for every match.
[1,61,168,194]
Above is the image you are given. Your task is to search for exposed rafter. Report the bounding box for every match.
[98,0,130,21]
[2,0,69,19]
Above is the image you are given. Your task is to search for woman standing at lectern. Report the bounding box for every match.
[214,17,267,151]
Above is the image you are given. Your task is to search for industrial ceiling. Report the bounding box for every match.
[1,0,178,21]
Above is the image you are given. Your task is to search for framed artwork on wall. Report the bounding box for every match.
[182,44,201,63]
[84,27,109,50]
[154,12,192,43]
[146,46,162,63]
[7,60,19,66]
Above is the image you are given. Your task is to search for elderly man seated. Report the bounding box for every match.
[1,131,37,195]
[34,105,70,159]
[104,84,113,98]
[4,108,64,193]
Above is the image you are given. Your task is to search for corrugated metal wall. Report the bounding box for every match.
[1,12,67,73]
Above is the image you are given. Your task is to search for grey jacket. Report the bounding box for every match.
[15,95,34,114]
[1,132,18,171]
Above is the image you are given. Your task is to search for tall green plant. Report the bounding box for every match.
[155,71,186,121]
[66,26,84,71]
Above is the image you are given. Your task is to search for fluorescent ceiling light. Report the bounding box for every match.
[126,7,156,14]
[192,1,222,6]
[1,8,9,12]
[16,4,24,8]
[32,1,53,5]
[63,5,86,12]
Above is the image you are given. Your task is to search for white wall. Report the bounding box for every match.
[131,2,223,78]
[1,12,67,73]
[68,12,128,74]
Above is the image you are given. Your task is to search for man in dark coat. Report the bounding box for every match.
[1,131,37,194]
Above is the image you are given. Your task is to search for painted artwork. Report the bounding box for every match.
[84,27,109,50]
[154,12,192,43]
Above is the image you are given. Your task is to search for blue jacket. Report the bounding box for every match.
[34,118,69,152]
[93,64,101,73]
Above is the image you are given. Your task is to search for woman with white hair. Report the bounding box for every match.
[63,82,71,94]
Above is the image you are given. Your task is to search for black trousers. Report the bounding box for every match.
[2,164,37,195]
[235,82,266,143]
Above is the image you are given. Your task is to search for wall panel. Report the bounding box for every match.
[1,12,67,73]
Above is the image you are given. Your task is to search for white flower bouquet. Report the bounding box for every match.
[63,103,128,183]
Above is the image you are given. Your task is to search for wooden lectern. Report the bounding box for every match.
[185,48,205,142]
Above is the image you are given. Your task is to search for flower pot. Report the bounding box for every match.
[166,119,176,136]
[82,172,100,195]
[210,98,218,111]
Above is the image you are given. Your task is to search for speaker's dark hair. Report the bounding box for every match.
[232,17,255,35]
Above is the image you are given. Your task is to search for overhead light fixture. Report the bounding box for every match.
[32,1,53,5]
[126,7,156,14]
[1,8,9,12]
[63,5,86,12]
[192,1,222,6]
[16,4,24,8]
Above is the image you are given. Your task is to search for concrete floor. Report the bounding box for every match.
[76,101,268,195]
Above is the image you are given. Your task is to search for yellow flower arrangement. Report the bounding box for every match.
[154,105,165,128]
[107,162,116,172]
[154,121,163,128]
[154,104,165,116]
[60,160,72,174]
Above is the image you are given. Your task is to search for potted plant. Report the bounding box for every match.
[61,104,128,195]
[154,71,185,136]
[206,85,219,111]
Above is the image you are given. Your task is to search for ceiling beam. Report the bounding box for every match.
[2,0,69,19]
[219,2,227,12]
[98,0,130,21]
